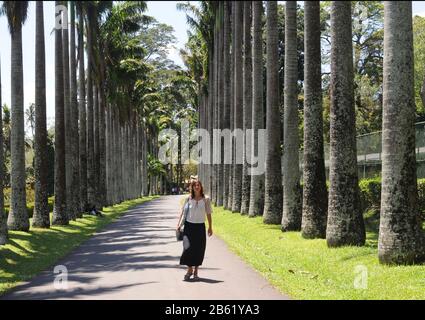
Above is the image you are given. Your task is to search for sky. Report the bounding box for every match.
[1,1,425,135]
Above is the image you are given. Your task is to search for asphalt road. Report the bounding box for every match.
[2,195,289,300]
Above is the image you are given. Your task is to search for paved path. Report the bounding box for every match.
[2,195,289,300]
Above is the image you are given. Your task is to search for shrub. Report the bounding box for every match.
[4,186,35,204]
[359,177,425,218]
[4,197,55,219]
[359,177,381,213]
[417,179,425,219]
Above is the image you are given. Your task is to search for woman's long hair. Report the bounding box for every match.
[190,180,205,199]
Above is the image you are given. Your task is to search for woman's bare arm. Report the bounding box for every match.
[176,197,189,229]
[176,210,184,230]
[206,213,213,236]
[205,197,213,236]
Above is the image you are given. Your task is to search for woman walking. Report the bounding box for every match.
[176,180,213,281]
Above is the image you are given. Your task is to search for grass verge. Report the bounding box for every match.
[0,196,159,296]
[212,205,425,300]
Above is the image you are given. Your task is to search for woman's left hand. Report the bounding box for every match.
[208,227,213,237]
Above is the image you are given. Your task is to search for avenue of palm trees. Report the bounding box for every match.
[0,0,147,231]
[0,1,197,245]
[0,0,424,268]
[187,1,425,266]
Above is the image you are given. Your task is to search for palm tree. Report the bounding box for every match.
[326,1,365,247]
[231,1,243,213]
[378,1,425,265]
[53,1,69,225]
[1,1,29,231]
[216,2,224,207]
[240,1,252,215]
[93,84,100,205]
[77,1,87,212]
[301,1,327,239]
[62,1,75,221]
[263,1,282,224]
[248,1,264,218]
[92,6,106,209]
[222,1,231,208]
[105,99,110,205]
[0,57,7,244]
[211,11,217,205]
[32,0,50,228]
[97,42,107,211]
[282,1,302,231]
[86,3,96,210]
[113,109,120,201]
[69,1,81,218]
[208,27,214,200]
[226,1,235,211]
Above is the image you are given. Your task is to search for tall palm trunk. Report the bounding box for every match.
[122,122,126,197]
[115,109,120,200]
[86,6,95,209]
[129,115,134,198]
[107,106,113,203]
[248,1,265,217]
[126,122,130,198]
[241,1,252,215]
[142,121,148,196]
[263,1,282,224]
[113,110,119,201]
[93,84,100,206]
[212,21,217,204]
[53,2,69,225]
[69,1,80,218]
[62,1,74,221]
[301,1,327,239]
[282,1,302,231]
[222,1,231,207]
[0,57,7,243]
[208,48,214,198]
[231,1,243,213]
[99,88,106,207]
[77,2,87,211]
[217,2,224,207]
[33,1,50,228]
[7,3,29,231]
[226,2,235,210]
[378,1,425,265]
[121,124,126,198]
[326,1,365,247]
[98,40,107,208]
[134,116,140,197]
[135,114,140,199]
[138,116,143,198]
[105,104,110,205]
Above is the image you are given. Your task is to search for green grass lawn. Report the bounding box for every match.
[0,196,158,296]
[212,205,425,300]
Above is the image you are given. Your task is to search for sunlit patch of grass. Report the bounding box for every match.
[212,205,425,300]
[0,196,159,296]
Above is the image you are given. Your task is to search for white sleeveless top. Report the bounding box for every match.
[185,196,212,224]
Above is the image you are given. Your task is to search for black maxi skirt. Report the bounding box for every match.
[179,221,206,267]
